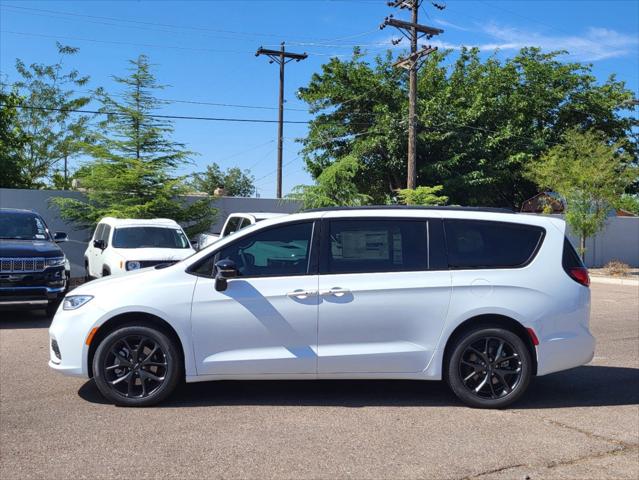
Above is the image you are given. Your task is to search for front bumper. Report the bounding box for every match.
[0,285,66,308]
[0,266,67,308]
[48,301,105,378]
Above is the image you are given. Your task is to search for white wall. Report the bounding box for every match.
[564,216,639,268]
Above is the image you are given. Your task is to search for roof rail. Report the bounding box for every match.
[304,205,515,214]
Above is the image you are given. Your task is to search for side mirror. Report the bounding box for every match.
[214,258,238,292]
[93,239,106,250]
[53,232,68,243]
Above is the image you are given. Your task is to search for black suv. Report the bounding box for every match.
[0,208,70,317]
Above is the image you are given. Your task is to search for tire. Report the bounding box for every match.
[446,327,532,409]
[92,325,182,407]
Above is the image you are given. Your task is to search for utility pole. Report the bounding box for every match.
[381,1,444,189]
[63,154,68,190]
[256,42,307,198]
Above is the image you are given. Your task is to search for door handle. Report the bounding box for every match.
[286,289,316,299]
[319,287,350,297]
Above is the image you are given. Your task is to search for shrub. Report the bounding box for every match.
[604,260,630,277]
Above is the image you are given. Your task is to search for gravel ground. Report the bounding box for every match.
[1,282,637,480]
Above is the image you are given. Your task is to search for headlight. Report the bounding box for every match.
[126,261,141,271]
[63,295,93,310]
[46,256,65,268]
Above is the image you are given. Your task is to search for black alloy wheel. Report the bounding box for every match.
[92,325,182,406]
[446,327,532,408]
[104,335,168,398]
[459,337,523,399]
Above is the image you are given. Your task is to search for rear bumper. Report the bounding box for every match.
[536,325,596,376]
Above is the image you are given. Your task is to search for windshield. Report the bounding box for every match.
[112,227,190,249]
[0,212,50,241]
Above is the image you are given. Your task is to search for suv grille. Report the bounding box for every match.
[0,257,46,273]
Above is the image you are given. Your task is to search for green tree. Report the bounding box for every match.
[396,185,448,206]
[52,55,215,236]
[615,194,639,215]
[190,163,255,197]
[526,129,637,257]
[287,155,372,209]
[10,43,92,187]
[0,89,30,188]
[298,47,637,208]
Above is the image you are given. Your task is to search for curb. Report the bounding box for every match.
[590,276,639,287]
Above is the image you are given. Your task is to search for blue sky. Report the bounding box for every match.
[1,0,638,198]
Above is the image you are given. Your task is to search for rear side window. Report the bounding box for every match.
[444,220,545,269]
[562,238,584,269]
[323,220,428,274]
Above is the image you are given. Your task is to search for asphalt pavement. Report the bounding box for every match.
[1,282,637,479]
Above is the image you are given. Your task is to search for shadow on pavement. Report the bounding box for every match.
[78,365,639,409]
[0,309,51,329]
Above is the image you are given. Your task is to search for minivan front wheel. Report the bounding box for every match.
[92,325,182,407]
[446,327,532,408]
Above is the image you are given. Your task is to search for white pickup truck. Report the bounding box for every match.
[194,212,285,250]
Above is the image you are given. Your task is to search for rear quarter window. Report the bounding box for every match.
[444,219,545,269]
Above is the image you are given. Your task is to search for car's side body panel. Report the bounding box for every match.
[191,274,319,375]
[49,266,198,377]
[50,208,594,396]
[317,270,452,374]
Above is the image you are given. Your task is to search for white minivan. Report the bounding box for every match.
[84,217,194,279]
[51,207,594,408]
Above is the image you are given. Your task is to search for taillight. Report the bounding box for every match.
[562,238,589,287]
[567,267,590,287]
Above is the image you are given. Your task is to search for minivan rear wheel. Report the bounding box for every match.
[92,325,182,407]
[446,327,531,408]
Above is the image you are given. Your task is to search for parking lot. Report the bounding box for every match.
[1,282,637,479]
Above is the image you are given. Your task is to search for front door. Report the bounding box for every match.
[317,218,452,374]
[191,221,319,376]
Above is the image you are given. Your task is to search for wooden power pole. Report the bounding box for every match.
[381,1,444,189]
[256,42,307,198]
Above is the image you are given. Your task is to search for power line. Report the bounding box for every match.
[253,155,303,185]
[46,88,311,113]
[0,30,350,58]
[7,104,313,124]
[211,140,276,166]
[3,100,568,147]
[0,30,254,55]
[246,145,279,171]
[157,97,309,112]
[0,4,380,46]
